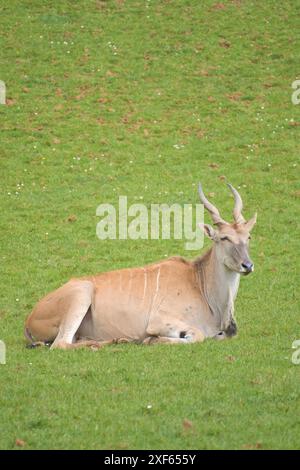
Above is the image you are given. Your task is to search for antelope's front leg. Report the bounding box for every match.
[144,318,205,345]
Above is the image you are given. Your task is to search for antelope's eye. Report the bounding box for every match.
[248,235,251,240]
[220,236,231,242]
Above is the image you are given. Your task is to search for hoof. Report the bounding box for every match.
[114,337,130,344]
[89,342,103,350]
[26,341,48,349]
[143,336,158,345]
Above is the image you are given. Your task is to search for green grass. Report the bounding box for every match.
[0,0,299,450]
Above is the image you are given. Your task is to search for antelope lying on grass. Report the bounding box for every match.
[25,183,256,350]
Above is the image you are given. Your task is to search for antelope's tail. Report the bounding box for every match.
[24,326,34,344]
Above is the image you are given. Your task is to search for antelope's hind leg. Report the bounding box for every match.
[50,280,97,350]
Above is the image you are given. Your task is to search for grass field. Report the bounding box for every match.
[0,0,299,450]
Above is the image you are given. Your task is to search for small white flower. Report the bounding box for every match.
[147,404,152,409]
[16,298,19,302]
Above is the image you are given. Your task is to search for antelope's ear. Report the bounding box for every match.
[198,223,218,241]
[245,213,257,232]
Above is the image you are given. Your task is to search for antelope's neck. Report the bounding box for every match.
[198,247,240,330]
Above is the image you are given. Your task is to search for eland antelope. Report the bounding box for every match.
[24,183,256,350]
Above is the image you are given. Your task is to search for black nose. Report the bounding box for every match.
[242,261,254,273]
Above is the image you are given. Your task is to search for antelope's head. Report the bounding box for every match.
[198,183,257,275]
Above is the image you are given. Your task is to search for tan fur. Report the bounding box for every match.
[25,184,256,350]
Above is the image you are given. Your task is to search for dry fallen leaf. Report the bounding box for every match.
[67,215,77,223]
[182,418,193,430]
[242,442,262,449]
[209,163,219,169]
[226,355,236,362]
[196,130,205,139]
[211,3,226,10]
[106,70,118,78]
[98,97,109,104]
[6,98,15,106]
[15,439,25,447]
[219,39,231,48]
[226,92,242,101]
